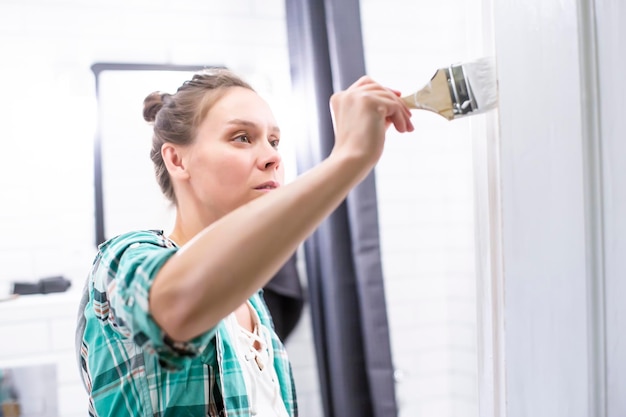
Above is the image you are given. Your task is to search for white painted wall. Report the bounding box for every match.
[490,0,626,416]
[360,0,487,415]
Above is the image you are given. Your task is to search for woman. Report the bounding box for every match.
[76,68,414,416]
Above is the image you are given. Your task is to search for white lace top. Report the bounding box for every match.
[223,302,290,417]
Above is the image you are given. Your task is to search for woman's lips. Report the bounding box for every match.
[254,181,279,190]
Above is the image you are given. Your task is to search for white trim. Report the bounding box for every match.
[472,110,507,417]
[591,0,626,414]
[469,0,507,415]
[576,0,607,415]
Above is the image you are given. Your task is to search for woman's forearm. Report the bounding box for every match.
[150,151,370,341]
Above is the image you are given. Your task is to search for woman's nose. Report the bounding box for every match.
[259,141,282,170]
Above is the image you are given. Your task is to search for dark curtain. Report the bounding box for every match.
[263,253,305,343]
[285,1,398,416]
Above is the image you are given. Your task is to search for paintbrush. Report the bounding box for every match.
[401,57,498,120]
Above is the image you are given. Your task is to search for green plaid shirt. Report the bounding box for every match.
[76,230,298,417]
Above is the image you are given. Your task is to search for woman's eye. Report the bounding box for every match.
[234,134,251,144]
[269,139,280,149]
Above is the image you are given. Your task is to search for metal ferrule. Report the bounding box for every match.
[445,64,478,117]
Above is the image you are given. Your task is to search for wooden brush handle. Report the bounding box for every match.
[401,69,455,120]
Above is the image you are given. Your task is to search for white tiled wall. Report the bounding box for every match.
[360,0,482,416]
[0,0,480,416]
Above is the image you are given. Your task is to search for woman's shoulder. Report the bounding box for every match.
[100,229,173,246]
[98,229,175,252]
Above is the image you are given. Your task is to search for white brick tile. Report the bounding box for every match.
[167,0,256,16]
[252,0,285,18]
[58,382,89,416]
[50,318,77,351]
[54,351,83,385]
[0,321,50,357]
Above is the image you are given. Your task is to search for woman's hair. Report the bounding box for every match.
[143,68,253,204]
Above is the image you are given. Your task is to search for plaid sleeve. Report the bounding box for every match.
[92,230,217,370]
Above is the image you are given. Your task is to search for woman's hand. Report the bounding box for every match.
[329,76,414,167]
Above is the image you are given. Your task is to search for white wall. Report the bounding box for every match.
[495,0,591,407]
[360,0,485,416]
[488,0,626,416]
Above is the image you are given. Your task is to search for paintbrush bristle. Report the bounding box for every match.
[463,56,498,113]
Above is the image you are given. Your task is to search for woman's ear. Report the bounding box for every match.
[162,143,190,180]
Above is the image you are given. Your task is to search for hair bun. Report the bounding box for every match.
[143,92,170,122]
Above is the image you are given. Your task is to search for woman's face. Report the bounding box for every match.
[183,87,285,219]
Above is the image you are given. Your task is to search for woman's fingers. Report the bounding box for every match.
[374,91,414,132]
[389,88,402,97]
[360,84,413,130]
[335,76,414,134]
